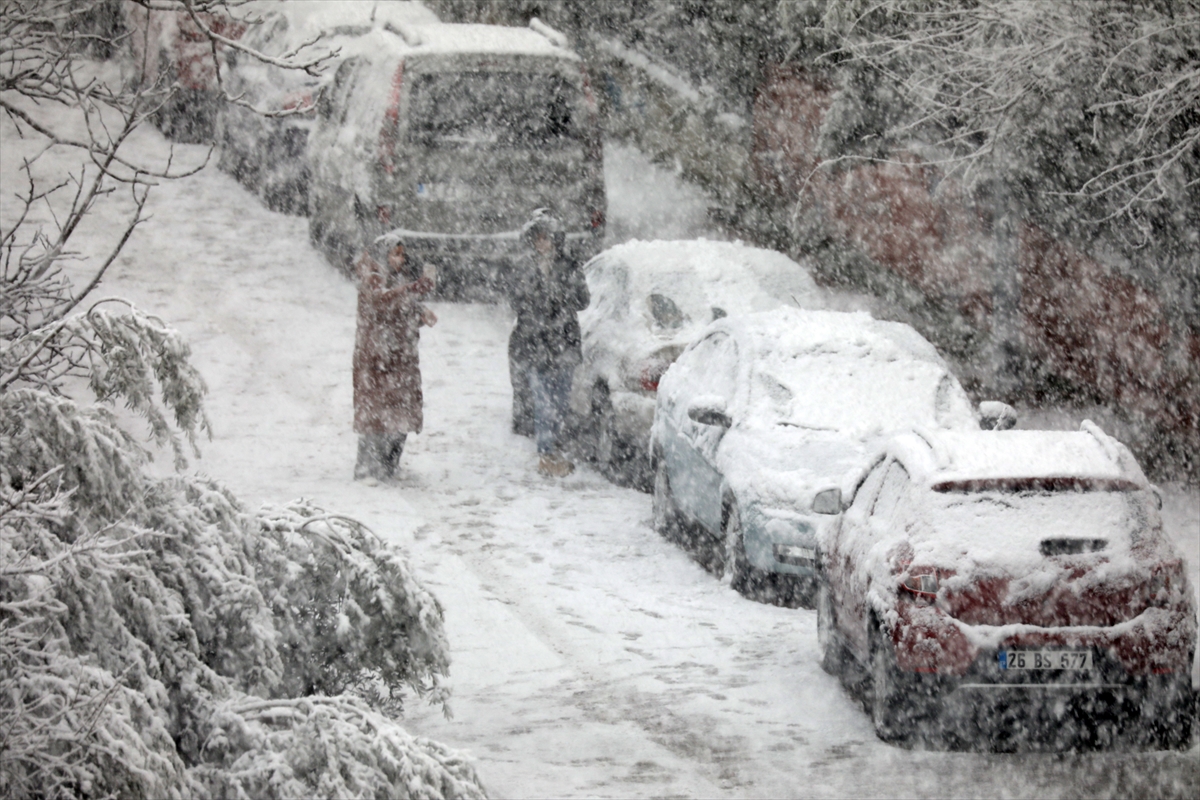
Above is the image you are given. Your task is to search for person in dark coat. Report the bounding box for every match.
[506,208,590,477]
[353,237,437,483]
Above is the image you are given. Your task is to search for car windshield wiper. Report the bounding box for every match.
[778,421,837,432]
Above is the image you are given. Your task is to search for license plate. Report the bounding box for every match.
[998,650,1092,670]
[772,544,815,566]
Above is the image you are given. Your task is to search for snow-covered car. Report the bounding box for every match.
[215,1,439,214]
[124,2,248,142]
[573,240,838,489]
[818,426,1196,750]
[306,19,605,288]
[650,307,1003,606]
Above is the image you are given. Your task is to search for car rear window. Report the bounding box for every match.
[406,71,579,147]
[924,487,1154,556]
[932,477,1141,493]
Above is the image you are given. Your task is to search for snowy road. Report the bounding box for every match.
[9,119,1197,798]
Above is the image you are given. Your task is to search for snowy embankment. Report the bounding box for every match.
[4,108,1197,798]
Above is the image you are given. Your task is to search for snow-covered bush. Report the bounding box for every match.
[1,3,484,798]
[195,694,481,799]
[255,502,451,705]
[0,287,483,798]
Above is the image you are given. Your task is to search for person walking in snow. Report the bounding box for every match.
[353,236,437,483]
[505,208,590,477]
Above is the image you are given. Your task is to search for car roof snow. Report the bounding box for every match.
[397,22,578,59]
[710,307,946,366]
[888,427,1147,488]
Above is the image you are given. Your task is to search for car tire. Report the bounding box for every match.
[1144,675,1196,750]
[263,176,307,216]
[652,454,681,542]
[817,578,844,676]
[723,503,753,595]
[308,212,326,250]
[591,387,628,484]
[869,621,917,745]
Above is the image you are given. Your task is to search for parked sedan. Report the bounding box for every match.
[649,307,1001,606]
[215,1,439,213]
[818,426,1196,750]
[573,240,843,489]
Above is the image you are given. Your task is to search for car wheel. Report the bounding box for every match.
[652,454,680,542]
[591,387,626,482]
[263,176,307,216]
[817,578,844,676]
[723,503,752,595]
[308,213,326,250]
[1144,675,1196,750]
[869,621,916,745]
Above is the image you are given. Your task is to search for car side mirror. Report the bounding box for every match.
[687,396,731,428]
[978,400,1018,431]
[812,487,842,515]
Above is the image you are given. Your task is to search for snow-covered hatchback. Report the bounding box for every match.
[650,308,1003,606]
[818,426,1196,750]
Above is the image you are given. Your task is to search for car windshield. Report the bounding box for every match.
[748,353,964,434]
[407,71,579,147]
[633,268,814,332]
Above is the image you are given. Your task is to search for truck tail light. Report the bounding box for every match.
[282,90,313,112]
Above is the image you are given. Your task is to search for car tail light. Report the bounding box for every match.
[378,62,405,175]
[377,205,392,225]
[1146,562,1185,608]
[591,209,606,231]
[634,345,686,393]
[639,358,668,392]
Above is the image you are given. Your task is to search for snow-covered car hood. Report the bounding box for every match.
[718,424,868,511]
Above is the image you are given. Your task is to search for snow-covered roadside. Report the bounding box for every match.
[4,114,1197,798]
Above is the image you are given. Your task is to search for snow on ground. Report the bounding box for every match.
[3,112,1198,798]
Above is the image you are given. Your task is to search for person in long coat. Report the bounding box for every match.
[506,208,590,477]
[353,239,437,482]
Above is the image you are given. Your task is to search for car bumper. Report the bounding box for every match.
[918,664,1194,750]
[610,390,655,450]
[743,507,821,578]
[893,603,1196,677]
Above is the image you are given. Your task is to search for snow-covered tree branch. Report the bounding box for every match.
[787,0,1199,273]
